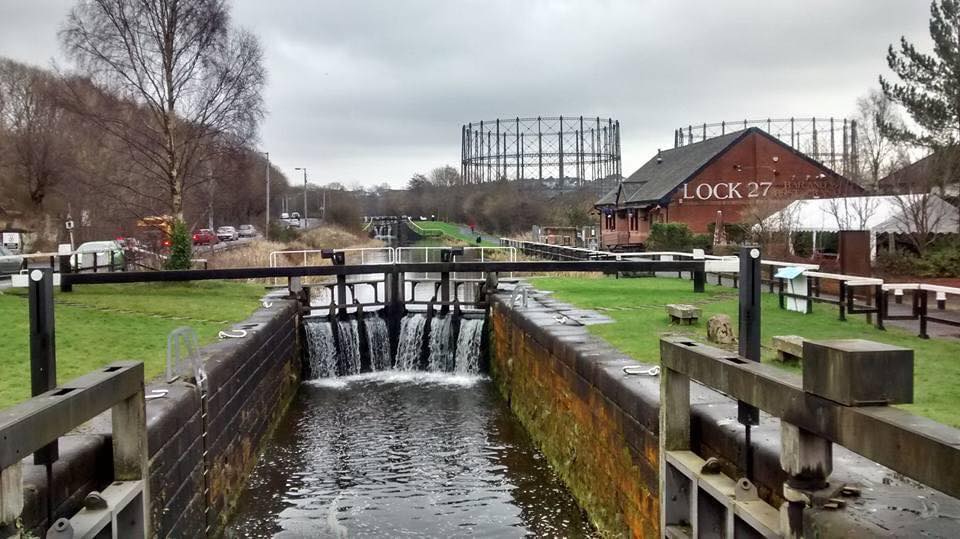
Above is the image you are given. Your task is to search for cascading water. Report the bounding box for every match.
[427,315,454,372]
[364,314,391,371]
[335,319,361,376]
[454,318,485,374]
[395,314,427,371]
[305,312,481,378]
[304,320,338,378]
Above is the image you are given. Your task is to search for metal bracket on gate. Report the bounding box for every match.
[166,327,201,383]
[510,285,529,309]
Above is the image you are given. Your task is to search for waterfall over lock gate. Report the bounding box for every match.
[454,318,485,374]
[395,314,428,371]
[303,312,485,379]
[364,314,391,371]
[427,316,454,372]
[304,320,338,379]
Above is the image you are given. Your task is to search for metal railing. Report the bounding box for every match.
[396,246,517,278]
[503,236,960,338]
[269,247,396,268]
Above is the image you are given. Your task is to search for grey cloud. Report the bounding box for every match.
[0,0,934,186]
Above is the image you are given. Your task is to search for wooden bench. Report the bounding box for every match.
[666,304,701,325]
[772,335,805,362]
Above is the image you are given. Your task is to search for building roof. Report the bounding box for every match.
[879,152,960,197]
[596,126,848,207]
[761,194,960,234]
[596,129,750,206]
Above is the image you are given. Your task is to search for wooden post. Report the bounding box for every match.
[111,380,150,534]
[0,463,23,532]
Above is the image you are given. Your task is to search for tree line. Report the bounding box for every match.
[0,0,290,250]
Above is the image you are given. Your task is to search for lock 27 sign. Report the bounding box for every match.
[682,181,773,201]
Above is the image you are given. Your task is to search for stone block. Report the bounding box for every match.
[665,304,701,325]
[802,340,913,406]
[706,314,735,344]
[772,335,805,362]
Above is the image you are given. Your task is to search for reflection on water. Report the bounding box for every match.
[227,373,595,538]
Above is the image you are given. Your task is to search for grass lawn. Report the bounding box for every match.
[530,275,960,428]
[413,221,499,247]
[0,281,265,410]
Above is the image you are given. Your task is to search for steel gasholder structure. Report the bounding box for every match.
[461,116,622,186]
[674,117,859,177]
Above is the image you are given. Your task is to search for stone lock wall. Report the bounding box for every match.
[19,292,302,537]
[489,299,661,537]
[490,290,960,538]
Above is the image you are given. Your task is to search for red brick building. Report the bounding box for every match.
[595,127,861,249]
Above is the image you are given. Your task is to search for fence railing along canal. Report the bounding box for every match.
[502,237,960,339]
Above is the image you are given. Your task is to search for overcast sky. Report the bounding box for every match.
[0,0,934,188]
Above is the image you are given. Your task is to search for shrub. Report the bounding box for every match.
[875,245,960,277]
[647,223,711,252]
[164,220,192,270]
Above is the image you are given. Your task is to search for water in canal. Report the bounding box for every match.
[227,374,595,537]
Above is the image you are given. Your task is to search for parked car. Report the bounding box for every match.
[71,240,124,271]
[193,229,219,246]
[237,224,257,238]
[0,245,25,275]
[216,226,238,241]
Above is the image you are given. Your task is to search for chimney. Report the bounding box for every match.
[656,149,663,164]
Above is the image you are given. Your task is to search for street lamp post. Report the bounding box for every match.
[263,151,271,240]
[295,167,308,229]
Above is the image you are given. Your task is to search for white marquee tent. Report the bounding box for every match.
[762,194,959,258]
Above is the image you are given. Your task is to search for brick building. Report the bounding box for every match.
[595,127,861,249]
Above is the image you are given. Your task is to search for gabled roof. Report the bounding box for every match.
[878,154,934,193]
[596,129,749,206]
[596,127,848,207]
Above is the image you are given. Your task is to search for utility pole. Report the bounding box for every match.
[295,167,308,228]
[264,152,270,240]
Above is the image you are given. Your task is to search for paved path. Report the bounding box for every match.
[457,224,499,245]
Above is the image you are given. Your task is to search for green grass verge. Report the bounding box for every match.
[530,276,960,428]
[412,221,498,246]
[0,281,265,410]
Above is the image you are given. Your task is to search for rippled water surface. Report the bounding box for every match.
[227,372,595,538]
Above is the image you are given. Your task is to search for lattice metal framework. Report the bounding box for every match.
[674,117,859,177]
[461,116,622,186]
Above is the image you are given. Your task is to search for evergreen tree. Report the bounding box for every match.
[165,220,193,270]
[879,0,960,203]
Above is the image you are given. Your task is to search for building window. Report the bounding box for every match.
[629,211,639,231]
[604,212,615,230]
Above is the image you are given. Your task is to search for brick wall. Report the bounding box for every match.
[19,294,302,537]
[665,132,856,233]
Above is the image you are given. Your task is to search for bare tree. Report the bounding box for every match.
[855,88,906,188]
[890,193,952,255]
[59,0,266,221]
[429,165,460,187]
[825,196,880,230]
[0,59,71,208]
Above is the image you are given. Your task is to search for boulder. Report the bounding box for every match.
[706,314,735,344]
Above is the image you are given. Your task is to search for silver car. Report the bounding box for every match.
[216,226,238,241]
[0,245,25,275]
